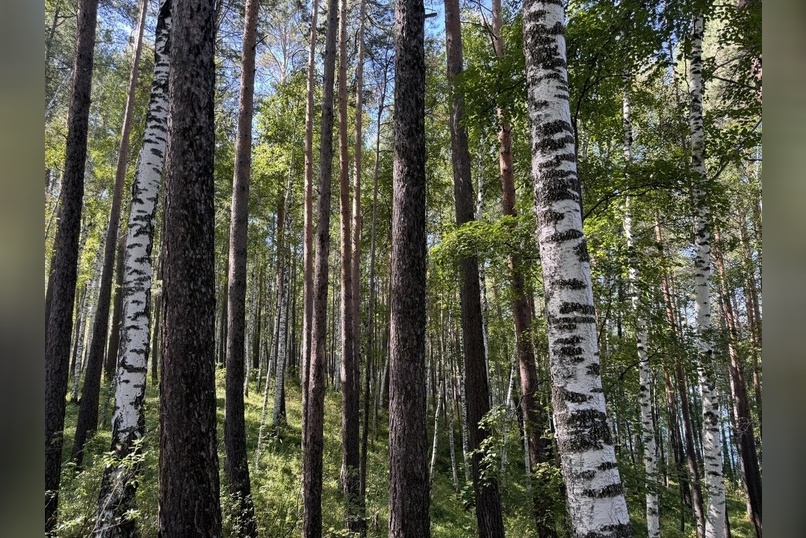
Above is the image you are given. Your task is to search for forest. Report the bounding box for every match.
[44,0,762,536]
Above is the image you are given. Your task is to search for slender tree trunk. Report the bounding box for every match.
[523,1,632,536]
[388,0,430,534]
[93,5,172,534]
[303,0,338,532]
[443,1,505,534]
[689,15,727,538]
[337,0,361,530]
[158,0,222,533]
[71,0,148,466]
[45,0,99,530]
[151,249,163,386]
[222,0,260,533]
[713,237,762,537]
[622,85,659,537]
[248,265,264,394]
[360,72,386,501]
[273,187,292,429]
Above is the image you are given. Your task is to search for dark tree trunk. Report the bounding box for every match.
[302,0,338,533]
[714,239,762,537]
[388,0,430,535]
[223,0,260,533]
[45,0,99,531]
[443,0,505,534]
[337,0,361,530]
[158,0,222,534]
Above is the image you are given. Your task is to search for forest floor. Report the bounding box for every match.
[54,370,756,537]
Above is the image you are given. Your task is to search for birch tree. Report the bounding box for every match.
[93,3,171,533]
[523,0,632,535]
[689,14,727,538]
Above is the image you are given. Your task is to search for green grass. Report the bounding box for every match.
[54,373,757,537]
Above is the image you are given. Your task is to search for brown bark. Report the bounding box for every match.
[45,0,99,530]
[388,0,430,535]
[337,0,361,531]
[713,236,762,537]
[444,0,504,534]
[158,0,221,534]
[302,0,338,533]
[223,0,260,534]
[71,0,148,467]
[656,219,706,538]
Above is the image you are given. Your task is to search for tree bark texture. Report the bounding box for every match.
[689,14,727,538]
[443,0,506,535]
[45,0,99,530]
[337,0,361,530]
[388,0,430,535]
[93,3,171,534]
[158,0,222,534]
[223,0,260,533]
[523,1,632,536]
[302,0,338,533]
[71,0,149,467]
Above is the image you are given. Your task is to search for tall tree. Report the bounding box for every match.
[337,0,361,531]
[443,0,505,535]
[45,0,99,531]
[158,0,222,534]
[523,0,632,536]
[388,0,430,536]
[490,0,555,534]
[300,0,319,453]
[223,0,260,534]
[302,0,338,533]
[71,0,149,466]
[622,84,659,538]
[93,2,172,533]
[689,14,727,538]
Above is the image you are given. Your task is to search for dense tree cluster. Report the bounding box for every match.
[45,0,761,536]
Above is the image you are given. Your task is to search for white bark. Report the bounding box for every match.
[689,14,727,538]
[95,1,171,532]
[524,1,631,536]
[623,86,659,538]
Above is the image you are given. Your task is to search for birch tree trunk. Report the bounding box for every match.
[158,0,222,533]
[523,1,631,535]
[622,86,659,538]
[222,0,260,533]
[303,0,338,532]
[388,0,430,534]
[93,5,171,534]
[45,0,99,530]
[689,14,727,538]
[273,187,292,429]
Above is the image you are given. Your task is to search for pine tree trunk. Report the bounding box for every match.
[444,1,505,534]
[71,0,148,469]
[303,0,338,532]
[45,0,99,530]
[158,0,222,533]
[689,14,727,538]
[523,1,631,535]
[388,0,430,534]
[301,0,319,435]
[337,0,361,530]
[93,5,171,534]
[222,0,260,533]
[713,238,762,537]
